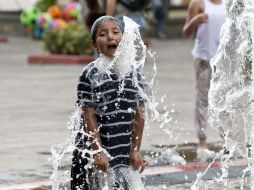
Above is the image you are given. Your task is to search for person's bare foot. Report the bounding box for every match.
[196,138,216,162]
[196,148,216,162]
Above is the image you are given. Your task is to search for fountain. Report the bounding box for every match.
[191,0,254,189]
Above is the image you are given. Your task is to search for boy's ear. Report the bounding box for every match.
[90,41,98,50]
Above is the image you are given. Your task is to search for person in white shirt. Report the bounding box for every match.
[183,0,225,162]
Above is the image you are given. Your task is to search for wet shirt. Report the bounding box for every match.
[76,61,145,169]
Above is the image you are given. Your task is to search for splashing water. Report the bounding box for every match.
[192,0,254,189]
[50,16,174,190]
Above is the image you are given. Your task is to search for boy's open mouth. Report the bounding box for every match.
[108,44,117,50]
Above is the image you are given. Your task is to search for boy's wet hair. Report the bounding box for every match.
[91,15,123,42]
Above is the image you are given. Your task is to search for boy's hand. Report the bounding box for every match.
[130,150,148,173]
[93,152,110,172]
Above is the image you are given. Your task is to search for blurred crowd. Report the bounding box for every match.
[83,0,170,39]
[20,0,174,39]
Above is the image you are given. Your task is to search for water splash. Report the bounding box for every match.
[50,107,83,190]
[192,0,254,189]
[50,16,175,189]
[209,0,254,155]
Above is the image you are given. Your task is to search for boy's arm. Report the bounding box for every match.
[83,107,101,150]
[182,0,207,38]
[130,104,146,173]
[131,105,145,152]
[83,107,109,172]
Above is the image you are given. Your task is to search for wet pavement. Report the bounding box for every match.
[0,35,225,188]
[1,159,249,190]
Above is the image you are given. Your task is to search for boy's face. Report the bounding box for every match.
[92,21,122,58]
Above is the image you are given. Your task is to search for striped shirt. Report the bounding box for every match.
[76,60,145,169]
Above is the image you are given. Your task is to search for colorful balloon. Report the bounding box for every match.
[48,5,63,19]
[62,2,82,21]
[36,13,53,30]
[48,19,68,30]
[20,7,41,29]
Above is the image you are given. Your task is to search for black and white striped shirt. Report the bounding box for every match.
[76,61,145,169]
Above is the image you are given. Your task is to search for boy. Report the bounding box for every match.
[182,0,225,162]
[71,15,147,189]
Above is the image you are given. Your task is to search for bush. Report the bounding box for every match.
[43,23,93,55]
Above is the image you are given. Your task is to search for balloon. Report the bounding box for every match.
[48,19,68,30]
[48,5,63,19]
[62,2,82,21]
[20,6,41,29]
[36,13,53,30]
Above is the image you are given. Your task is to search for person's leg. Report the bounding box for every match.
[194,59,215,161]
[152,0,168,38]
[71,130,103,190]
[71,148,104,190]
[71,149,91,189]
[107,167,144,189]
[107,168,130,189]
[194,59,211,146]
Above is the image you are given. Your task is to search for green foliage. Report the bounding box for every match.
[43,23,93,55]
[36,0,57,12]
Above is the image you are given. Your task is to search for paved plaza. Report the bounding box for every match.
[0,36,223,188]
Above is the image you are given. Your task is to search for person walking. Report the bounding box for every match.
[152,0,169,39]
[105,0,150,36]
[83,0,105,31]
[182,0,225,162]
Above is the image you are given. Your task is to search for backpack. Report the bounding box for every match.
[119,0,150,11]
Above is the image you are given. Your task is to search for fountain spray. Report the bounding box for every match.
[208,0,254,188]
